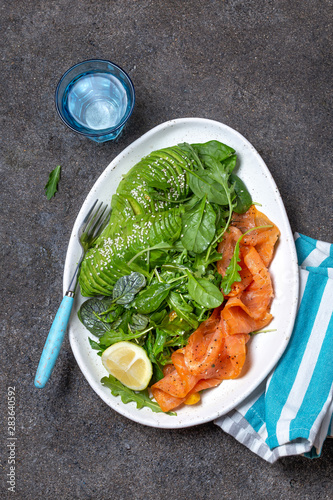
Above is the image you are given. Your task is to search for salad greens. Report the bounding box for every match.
[77,141,253,411]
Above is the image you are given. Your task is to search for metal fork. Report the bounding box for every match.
[34,199,111,388]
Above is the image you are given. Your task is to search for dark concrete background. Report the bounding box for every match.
[1,1,332,498]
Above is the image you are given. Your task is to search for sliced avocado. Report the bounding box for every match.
[85,256,113,295]
[79,261,107,297]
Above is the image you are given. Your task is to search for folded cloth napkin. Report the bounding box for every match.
[215,233,333,463]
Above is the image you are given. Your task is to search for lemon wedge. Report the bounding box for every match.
[101,341,153,391]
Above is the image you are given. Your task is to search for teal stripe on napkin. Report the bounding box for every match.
[295,235,314,263]
[290,318,333,438]
[244,393,266,433]
[265,271,329,449]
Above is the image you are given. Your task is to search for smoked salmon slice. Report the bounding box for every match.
[221,304,273,335]
[231,206,280,267]
[183,307,226,378]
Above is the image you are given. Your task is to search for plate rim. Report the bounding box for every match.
[64,117,299,428]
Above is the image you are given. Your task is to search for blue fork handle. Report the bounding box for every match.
[34,294,74,388]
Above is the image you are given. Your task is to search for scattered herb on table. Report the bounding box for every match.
[44,165,61,200]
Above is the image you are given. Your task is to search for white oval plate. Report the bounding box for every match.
[64,118,299,428]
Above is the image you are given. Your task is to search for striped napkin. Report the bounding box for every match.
[215,233,333,463]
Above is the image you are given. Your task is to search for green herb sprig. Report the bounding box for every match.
[44,165,61,200]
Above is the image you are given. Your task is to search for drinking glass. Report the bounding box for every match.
[55,59,135,142]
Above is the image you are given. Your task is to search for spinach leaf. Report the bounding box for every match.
[189,169,229,205]
[187,141,237,206]
[186,271,224,308]
[181,196,216,253]
[230,173,252,214]
[112,309,133,335]
[134,283,172,314]
[112,272,146,305]
[78,297,117,337]
[149,310,168,325]
[192,141,235,164]
[101,375,176,415]
[175,145,230,205]
[45,165,61,200]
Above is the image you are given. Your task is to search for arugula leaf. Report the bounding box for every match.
[99,328,149,346]
[88,338,102,351]
[45,165,61,200]
[113,272,146,305]
[181,196,216,253]
[250,329,277,336]
[101,375,176,415]
[112,309,133,335]
[160,313,193,337]
[167,291,199,330]
[221,225,273,295]
[221,244,242,296]
[194,249,223,271]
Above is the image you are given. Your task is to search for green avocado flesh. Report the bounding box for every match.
[79,146,196,297]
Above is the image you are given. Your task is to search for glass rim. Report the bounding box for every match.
[55,59,135,137]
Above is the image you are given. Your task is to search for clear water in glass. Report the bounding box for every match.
[63,71,128,132]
